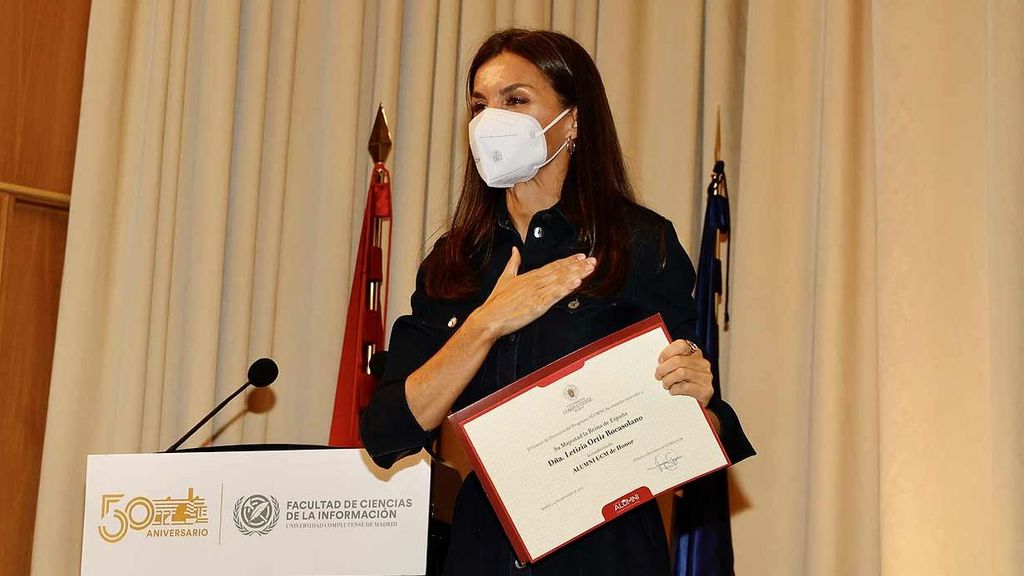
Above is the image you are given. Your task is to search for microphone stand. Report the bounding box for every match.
[165,381,252,453]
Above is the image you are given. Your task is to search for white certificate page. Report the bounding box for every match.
[458,323,729,562]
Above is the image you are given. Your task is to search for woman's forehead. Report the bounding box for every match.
[472,52,552,96]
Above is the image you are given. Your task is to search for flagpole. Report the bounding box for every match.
[329,105,394,447]
[674,106,737,576]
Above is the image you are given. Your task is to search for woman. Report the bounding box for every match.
[362,29,754,575]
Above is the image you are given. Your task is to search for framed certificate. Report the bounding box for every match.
[448,314,730,564]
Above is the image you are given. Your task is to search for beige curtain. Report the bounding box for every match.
[32,1,1022,575]
[726,1,1023,574]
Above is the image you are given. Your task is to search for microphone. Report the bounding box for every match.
[164,358,279,453]
[247,357,279,388]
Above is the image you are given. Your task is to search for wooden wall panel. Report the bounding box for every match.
[0,197,68,575]
[0,0,92,194]
[0,0,90,572]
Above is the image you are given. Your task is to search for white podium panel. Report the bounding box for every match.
[81,449,430,576]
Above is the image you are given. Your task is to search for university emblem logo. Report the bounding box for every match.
[233,494,280,536]
[563,384,579,401]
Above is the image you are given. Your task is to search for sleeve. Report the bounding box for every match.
[359,266,448,469]
[646,218,756,465]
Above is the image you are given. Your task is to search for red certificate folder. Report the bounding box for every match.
[448,314,730,565]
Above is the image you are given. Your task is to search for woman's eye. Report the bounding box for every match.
[507,95,528,106]
[470,102,486,114]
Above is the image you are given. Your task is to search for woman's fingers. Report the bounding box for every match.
[654,353,710,381]
[487,247,522,303]
[477,252,598,338]
[658,339,704,363]
[659,366,710,389]
[524,254,595,300]
[554,256,595,292]
[656,344,713,407]
[667,381,712,407]
[533,253,595,283]
[502,246,521,278]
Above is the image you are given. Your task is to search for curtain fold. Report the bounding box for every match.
[32,1,1022,575]
[986,3,1024,571]
[869,1,1022,573]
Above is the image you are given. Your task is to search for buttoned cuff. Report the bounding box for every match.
[360,378,433,469]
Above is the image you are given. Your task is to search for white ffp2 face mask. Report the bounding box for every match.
[468,107,572,189]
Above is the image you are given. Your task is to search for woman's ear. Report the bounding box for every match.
[569,107,578,140]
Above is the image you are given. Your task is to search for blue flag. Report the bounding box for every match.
[675,160,735,576]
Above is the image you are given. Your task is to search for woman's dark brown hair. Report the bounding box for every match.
[423,28,639,299]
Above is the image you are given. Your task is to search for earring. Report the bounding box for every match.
[566,137,576,156]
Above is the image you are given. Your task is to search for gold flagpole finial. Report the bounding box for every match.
[368,103,393,165]
[714,106,722,164]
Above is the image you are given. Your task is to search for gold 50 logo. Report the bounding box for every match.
[98,488,209,543]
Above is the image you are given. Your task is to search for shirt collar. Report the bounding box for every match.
[496,200,577,237]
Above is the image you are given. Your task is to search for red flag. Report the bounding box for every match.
[329,163,392,446]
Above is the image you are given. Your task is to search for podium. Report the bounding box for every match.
[80,447,431,575]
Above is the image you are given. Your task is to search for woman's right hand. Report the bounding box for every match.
[403,248,595,431]
[468,247,597,339]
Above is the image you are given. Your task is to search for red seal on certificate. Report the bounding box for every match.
[601,487,654,520]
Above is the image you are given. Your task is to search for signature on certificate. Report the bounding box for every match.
[648,450,682,472]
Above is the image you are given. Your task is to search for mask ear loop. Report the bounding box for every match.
[540,108,573,132]
[535,108,574,168]
[536,139,570,169]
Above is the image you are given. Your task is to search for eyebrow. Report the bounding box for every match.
[470,83,535,100]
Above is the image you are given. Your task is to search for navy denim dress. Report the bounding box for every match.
[362,203,755,576]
